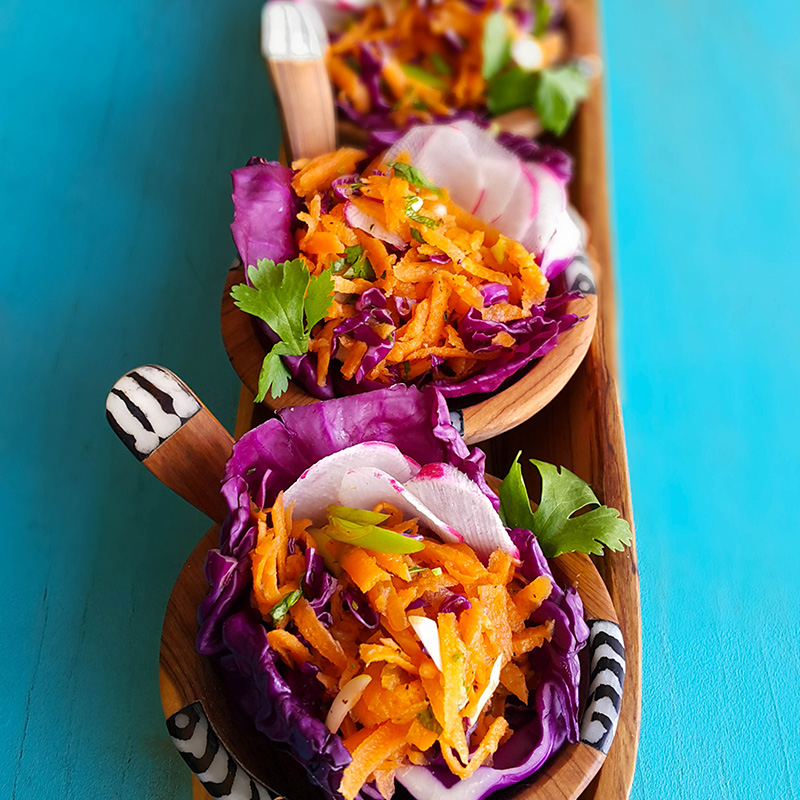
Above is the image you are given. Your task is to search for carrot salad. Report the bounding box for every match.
[325,0,567,127]
[290,148,549,389]
[250,494,555,800]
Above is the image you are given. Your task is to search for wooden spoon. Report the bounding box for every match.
[106,365,626,800]
[261,1,337,161]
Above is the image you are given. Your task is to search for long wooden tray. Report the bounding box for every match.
[192,0,639,795]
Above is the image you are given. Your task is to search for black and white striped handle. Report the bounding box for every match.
[579,619,626,754]
[106,365,235,523]
[168,703,279,800]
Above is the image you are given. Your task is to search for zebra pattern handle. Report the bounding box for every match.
[579,619,626,754]
[564,250,597,296]
[106,365,201,461]
[106,365,234,522]
[167,703,278,800]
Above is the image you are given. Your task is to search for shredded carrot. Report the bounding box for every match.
[339,721,413,800]
[290,598,348,672]
[246,496,563,798]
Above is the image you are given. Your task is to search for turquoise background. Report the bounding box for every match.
[1,0,798,797]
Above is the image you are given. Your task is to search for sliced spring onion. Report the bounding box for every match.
[327,505,391,526]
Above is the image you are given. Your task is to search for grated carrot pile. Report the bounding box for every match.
[249,494,555,800]
[325,0,567,125]
[289,150,549,389]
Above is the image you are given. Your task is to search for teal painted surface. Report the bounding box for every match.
[0,1,797,798]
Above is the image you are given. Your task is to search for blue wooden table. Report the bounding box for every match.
[1,1,798,798]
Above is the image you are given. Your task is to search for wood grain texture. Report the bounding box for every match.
[161,521,616,800]
[266,59,337,161]
[220,261,597,443]
[144,408,235,525]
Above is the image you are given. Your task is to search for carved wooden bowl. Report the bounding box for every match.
[106,365,625,800]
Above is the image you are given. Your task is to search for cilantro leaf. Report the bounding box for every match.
[233,259,308,352]
[498,454,632,558]
[232,258,334,400]
[388,162,442,196]
[486,67,538,116]
[270,589,302,624]
[256,347,291,402]
[331,245,375,280]
[304,266,335,329]
[533,64,589,136]
[482,11,511,80]
[497,453,536,530]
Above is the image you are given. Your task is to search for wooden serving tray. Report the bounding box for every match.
[181,0,637,794]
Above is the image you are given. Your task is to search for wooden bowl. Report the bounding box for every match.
[220,257,598,446]
[107,365,625,800]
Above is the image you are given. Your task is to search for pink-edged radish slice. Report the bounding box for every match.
[337,467,463,544]
[343,200,406,250]
[519,162,568,256]
[473,157,524,224]
[284,442,420,524]
[404,463,518,560]
[385,125,483,215]
[408,615,443,670]
[325,674,372,733]
[491,164,536,244]
[539,209,581,280]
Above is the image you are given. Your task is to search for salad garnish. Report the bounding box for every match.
[231,257,334,400]
[499,453,634,557]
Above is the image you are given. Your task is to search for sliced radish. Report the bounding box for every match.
[337,467,463,544]
[519,163,566,256]
[343,200,406,250]
[492,165,536,243]
[386,125,483,215]
[539,209,581,280]
[468,655,504,724]
[404,464,517,561]
[383,125,437,164]
[474,158,524,224]
[409,615,443,670]
[325,674,372,733]
[284,443,420,524]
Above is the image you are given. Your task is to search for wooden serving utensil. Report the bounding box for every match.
[107,365,626,800]
[261,1,337,162]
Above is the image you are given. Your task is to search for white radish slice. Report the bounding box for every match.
[386,125,484,215]
[539,209,581,280]
[382,125,437,164]
[474,158,524,224]
[284,443,420,525]
[409,615,443,671]
[404,464,517,560]
[337,467,463,544]
[519,163,567,256]
[492,164,536,243]
[343,201,406,250]
[325,674,372,733]
[468,655,504,724]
